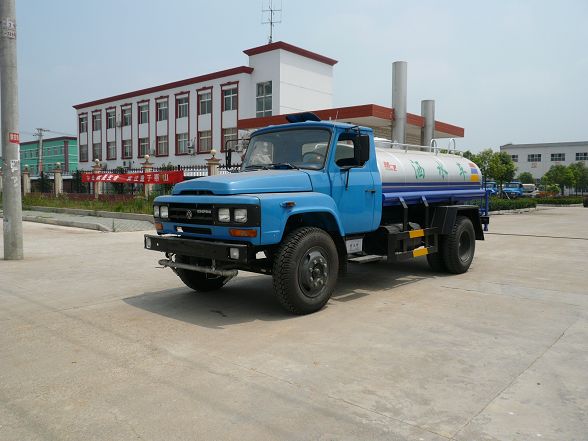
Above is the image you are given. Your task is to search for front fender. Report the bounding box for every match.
[256,192,345,245]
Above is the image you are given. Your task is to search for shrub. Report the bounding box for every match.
[467,197,536,211]
[488,197,536,211]
[534,196,584,205]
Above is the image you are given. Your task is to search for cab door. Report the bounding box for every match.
[327,133,376,234]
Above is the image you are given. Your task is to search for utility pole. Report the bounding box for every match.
[1,0,24,260]
[35,127,49,175]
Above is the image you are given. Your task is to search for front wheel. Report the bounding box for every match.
[273,227,339,314]
[175,255,234,292]
[442,216,476,274]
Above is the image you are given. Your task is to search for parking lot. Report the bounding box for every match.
[1,206,587,441]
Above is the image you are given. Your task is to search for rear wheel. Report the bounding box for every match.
[273,227,339,314]
[442,216,476,274]
[175,255,233,292]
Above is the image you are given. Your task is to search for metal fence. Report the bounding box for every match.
[78,163,242,196]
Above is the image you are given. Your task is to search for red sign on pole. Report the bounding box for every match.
[8,132,19,143]
[81,170,184,184]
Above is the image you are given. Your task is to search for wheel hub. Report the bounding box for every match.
[298,249,329,298]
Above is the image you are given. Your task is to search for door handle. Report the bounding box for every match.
[365,188,376,193]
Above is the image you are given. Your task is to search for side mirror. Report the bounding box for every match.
[355,135,370,165]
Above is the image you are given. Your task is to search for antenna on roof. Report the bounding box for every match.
[261,0,282,43]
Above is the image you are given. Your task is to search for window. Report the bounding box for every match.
[510,154,518,162]
[139,103,149,124]
[528,154,541,162]
[106,109,116,129]
[92,142,102,161]
[107,141,116,160]
[176,96,189,118]
[222,128,237,151]
[176,133,189,155]
[122,107,131,126]
[79,144,88,162]
[576,152,588,161]
[92,112,101,131]
[156,135,168,156]
[79,115,88,133]
[242,129,332,170]
[223,88,237,111]
[122,139,132,158]
[198,91,212,115]
[198,130,212,153]
[156,100,168,121]
[256,81,272,117]
[551,153,565,162]
[139,137,149,157]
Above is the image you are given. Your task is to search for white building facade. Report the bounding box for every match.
[500,141,588,181]
[73,42,337,170]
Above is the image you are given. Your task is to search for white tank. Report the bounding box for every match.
[374,140,481,188]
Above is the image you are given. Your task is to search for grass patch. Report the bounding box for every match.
[20,193,156,215]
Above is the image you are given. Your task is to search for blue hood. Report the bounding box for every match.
[172,170,313,195]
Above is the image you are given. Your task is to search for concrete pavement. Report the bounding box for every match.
[0,208,153,232]
[1,206,587,440]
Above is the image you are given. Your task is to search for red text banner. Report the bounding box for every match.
[82,171,184,184]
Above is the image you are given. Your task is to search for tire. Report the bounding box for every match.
[273,227,339,314]
[442,216,476,274]
[175,255,233,292]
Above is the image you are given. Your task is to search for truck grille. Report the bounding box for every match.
[168,203,214,225]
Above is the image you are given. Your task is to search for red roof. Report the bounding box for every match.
[238,104,465,137]
[73,66,254,110]
[243,41,338,66]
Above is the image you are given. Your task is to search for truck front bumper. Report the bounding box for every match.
[144,234,250,263]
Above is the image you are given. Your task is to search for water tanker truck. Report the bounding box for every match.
[145,114,489,314]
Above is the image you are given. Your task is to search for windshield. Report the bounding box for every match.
[242,128,331,171]
[505,183,521,188]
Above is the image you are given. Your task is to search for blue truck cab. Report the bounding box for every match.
[484,180,498,196]
[502,181,524,198]
[145,116,487,314]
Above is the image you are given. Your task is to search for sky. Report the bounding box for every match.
[10,0,588,151]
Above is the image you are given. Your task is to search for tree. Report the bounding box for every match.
[462,150,475,161]
[568,162,588,194]
[489,151,516,192]
[517,172,534,184]
[470,149,494,184]
[542,164,574,195]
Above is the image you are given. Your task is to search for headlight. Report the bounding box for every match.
[153,205,160,218]
[218,208,230,223]
[160,205,169,219]
[234,208,248,223]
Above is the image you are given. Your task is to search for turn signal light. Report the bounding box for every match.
[229,229,257,238]
[155,222,163,231]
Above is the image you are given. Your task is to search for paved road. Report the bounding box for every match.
[1,207,587,440]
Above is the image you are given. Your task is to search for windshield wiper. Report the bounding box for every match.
[268,162,300,170]
[244,164,270,170]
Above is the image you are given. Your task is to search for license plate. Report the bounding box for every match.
[346,238,363,253]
